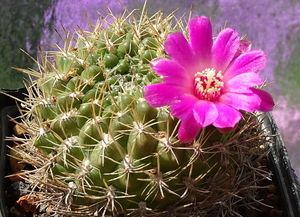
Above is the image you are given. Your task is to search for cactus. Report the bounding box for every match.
[8,6,274,217]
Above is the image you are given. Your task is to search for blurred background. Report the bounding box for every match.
[1,0,300,176]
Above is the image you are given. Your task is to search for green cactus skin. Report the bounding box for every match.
[9,8,272,217]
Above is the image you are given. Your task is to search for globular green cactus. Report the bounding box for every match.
[9,7,272,217]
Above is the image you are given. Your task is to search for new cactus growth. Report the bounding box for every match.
[8,5,275,217]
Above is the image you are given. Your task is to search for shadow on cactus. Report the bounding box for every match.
[7,4,276,217]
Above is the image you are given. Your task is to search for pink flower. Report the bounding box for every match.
[144,16,275,143]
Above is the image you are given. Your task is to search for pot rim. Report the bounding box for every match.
[261,112,300,216]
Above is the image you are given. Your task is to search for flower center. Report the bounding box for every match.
[194,68,224,101]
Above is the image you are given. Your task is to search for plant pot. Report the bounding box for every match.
[0,88,27,217]
[261,113,300,216]
[1,89,300,216]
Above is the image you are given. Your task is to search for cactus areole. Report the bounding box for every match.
[9,7,275,217]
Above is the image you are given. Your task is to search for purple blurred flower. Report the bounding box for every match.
[144,16,275,143]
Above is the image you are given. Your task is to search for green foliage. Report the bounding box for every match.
[0,0,56,88]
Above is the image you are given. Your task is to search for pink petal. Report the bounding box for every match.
[150,58,184,77]
[212,28,240,72]
[170,94,199,119]
[231,40,252,62]
[188,16,212,67]
[170,95,201,143]
[164,32,199,73]
[150,58,194,88]
[218,88,274,113]
[250,88,275,112]
[224,50,267,82]
[224,72,264,93]
[144,83,186,107]
[178,116,202,143]
[213,103,242,129]
[219,92,263,112]
[162,76,194,92]
[193,100,218,127]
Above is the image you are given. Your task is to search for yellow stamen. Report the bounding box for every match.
[194,68,224,101]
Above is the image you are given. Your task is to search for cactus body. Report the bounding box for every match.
[10,8,271,217]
